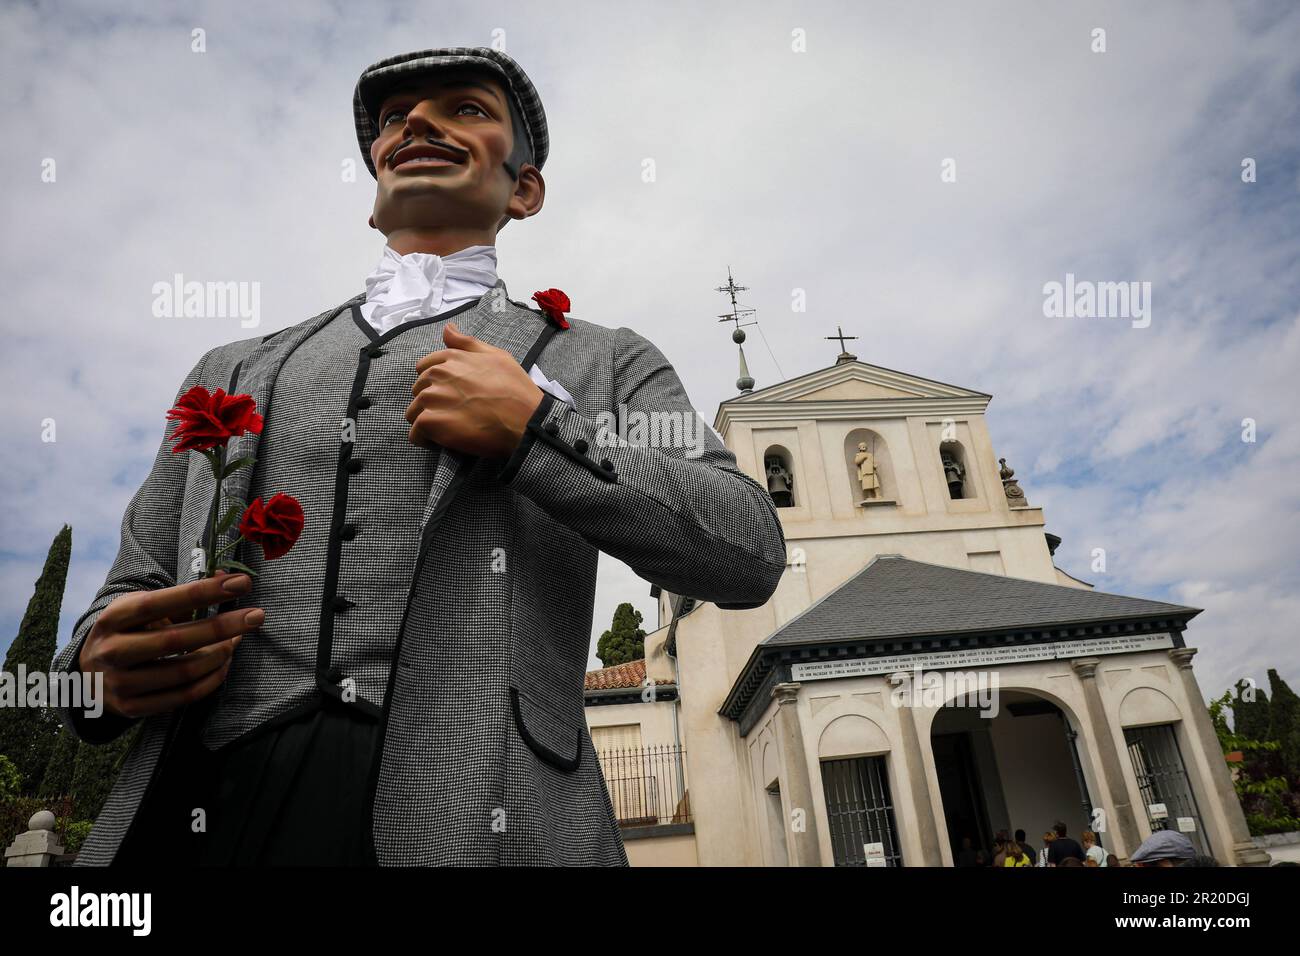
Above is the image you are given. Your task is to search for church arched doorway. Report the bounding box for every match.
[929,689,1098,866]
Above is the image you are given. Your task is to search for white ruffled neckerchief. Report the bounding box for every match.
[359,243,499,335]
[358,243,574,404]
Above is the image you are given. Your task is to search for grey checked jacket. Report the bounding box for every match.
[51,280,787,865]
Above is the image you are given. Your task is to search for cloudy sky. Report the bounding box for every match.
[2,0,1296,704]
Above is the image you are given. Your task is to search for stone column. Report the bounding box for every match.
[1070,657,1143,858]
[1169,647,1271,866]
[887,672,945,866]
[4,810,65,867]
[771,682,822,866]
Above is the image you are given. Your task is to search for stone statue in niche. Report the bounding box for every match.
[765,456,794,507]
[941,449,965,499]
[999,457,1028,508]
[854,441,880,501]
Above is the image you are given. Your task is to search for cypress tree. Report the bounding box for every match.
[597,603,647,667]
[1233,678,1271,741]
[38,724,81,800]
[1267,669,1300,782]
[0,525,71,793]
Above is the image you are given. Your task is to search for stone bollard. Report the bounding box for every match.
[4,810,66,867]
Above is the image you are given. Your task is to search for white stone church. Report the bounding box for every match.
[583,331,1266,867]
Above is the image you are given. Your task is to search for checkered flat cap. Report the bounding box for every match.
[1129,829,1197,863]
[353,47,549,179]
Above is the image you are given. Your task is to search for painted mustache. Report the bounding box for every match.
[386,136,469,169]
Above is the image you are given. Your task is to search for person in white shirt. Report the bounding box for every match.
[1082,829,1108,866]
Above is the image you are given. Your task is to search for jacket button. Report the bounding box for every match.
[574,438,588,453]
[347,458,364,474]
[356,396,372,410]
[331,595,354,612]
[543,421,559,436]
[601,459,614,472]
[340,522,358,540]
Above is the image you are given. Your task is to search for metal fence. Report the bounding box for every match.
[594,745,691,827]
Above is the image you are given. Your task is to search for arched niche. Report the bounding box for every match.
[762,444,797,508]
[818,714,891,760]
[1119,686,1182,728]
[939,439,974,500]
[844,428,895,507]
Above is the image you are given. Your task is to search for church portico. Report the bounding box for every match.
[724,630,1255,866]
[704,554,1264,866]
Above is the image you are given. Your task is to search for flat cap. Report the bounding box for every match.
[353,46,549,179]
[1129,829,1197,864]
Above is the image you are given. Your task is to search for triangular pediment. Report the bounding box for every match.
[791,377,923,402]
[725,360,989,406]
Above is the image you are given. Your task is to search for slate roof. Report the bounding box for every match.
[762,555,1201,648]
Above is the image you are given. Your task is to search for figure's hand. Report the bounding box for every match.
[78,571,263,719]
[405,322,544,458]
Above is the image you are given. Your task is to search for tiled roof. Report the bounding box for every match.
[585,659,675,691]
[762,555,1201,648]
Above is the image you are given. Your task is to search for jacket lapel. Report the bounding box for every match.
[411,279,550,529]
[216,280,548,549]
[218,297,361,518]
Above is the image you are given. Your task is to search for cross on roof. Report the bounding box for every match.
[825,325,858,353]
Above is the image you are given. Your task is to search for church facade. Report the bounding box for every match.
[583,346,1267,867]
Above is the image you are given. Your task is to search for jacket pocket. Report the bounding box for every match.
[509,686,582,772]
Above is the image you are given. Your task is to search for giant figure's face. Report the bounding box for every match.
[368,68,544,237]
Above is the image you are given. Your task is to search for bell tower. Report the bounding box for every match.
[654,294,1086,631]
[713,338,1078,625]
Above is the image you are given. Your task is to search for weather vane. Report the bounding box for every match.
[715,266,758,393]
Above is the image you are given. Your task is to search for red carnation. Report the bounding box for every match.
[531,288,571,329]
[164,386,302,613]
[238,493,305,560]
[166,385,264,453]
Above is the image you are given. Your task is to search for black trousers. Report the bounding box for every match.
[115,698,380,866]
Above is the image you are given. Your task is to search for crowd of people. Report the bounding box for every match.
[953,820,1219,867]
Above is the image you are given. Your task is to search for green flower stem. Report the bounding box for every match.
[193,445,228,622]
[213,534,245,563]
[187,441,259,621]
[205,445,226,579]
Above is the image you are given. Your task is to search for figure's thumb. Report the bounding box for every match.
[443,322,488,350]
